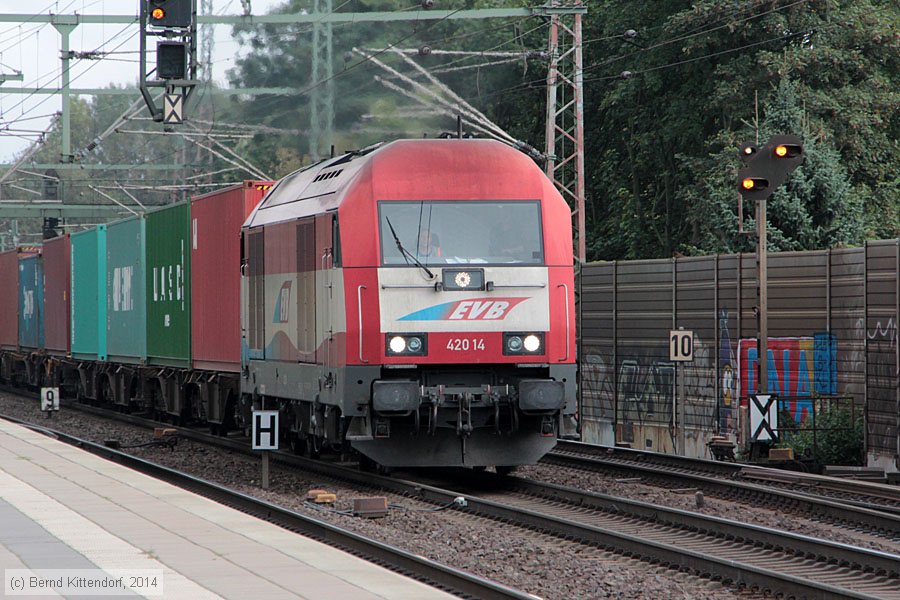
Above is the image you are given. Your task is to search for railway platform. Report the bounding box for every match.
[0,418,454,599]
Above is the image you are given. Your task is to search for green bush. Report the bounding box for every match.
[779,403,864,466]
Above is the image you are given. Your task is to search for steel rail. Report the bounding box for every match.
[551,440,900,532]
[0,413,534,600]
[16,402,900,598]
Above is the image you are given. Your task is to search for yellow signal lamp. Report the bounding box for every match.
[774,144,802,158]
[151,7,165,20]
[741,177,768,191]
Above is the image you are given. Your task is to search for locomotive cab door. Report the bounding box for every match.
[315,213,336,388]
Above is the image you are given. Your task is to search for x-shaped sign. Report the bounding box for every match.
[751,394,778,442]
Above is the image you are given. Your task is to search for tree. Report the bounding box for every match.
[578,0,899,259]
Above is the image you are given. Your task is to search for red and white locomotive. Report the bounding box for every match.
[241,138,577,468]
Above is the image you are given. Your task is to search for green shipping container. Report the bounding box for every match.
[106,215,147,363]
[145,202,191,367]
[71,226,107,360]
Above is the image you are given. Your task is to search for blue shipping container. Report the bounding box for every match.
[18,254,44,349]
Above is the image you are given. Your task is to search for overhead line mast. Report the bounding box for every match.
[543,0,586,262]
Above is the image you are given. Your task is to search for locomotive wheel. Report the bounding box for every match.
[289,434,304,455]
[306,435,322,459]
[358,454,391,475]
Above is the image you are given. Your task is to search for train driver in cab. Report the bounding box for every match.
[417,230,441,261]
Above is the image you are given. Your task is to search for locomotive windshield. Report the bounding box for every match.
[379,201,543,266]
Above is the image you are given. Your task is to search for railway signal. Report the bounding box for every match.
[738,134,804,410]
[737,134,804,201]
[140,0,197,123]
[147,0,193,29]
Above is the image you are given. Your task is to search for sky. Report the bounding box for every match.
[0,0,285,162]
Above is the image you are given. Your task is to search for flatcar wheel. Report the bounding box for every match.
[289,434,304,455]
[99,378,111,406]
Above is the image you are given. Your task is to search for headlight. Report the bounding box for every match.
[386,333,428,356]
[523,334,541,352]
[503,332,544,355]
[389,336,407,353]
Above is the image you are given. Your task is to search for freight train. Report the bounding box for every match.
[0,139,578,469]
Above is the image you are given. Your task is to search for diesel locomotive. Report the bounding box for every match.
[241,138,578,468]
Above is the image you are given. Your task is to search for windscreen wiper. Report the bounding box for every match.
[385,217,434,279]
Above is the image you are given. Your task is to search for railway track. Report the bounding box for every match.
[547,440,900,538]
[8,399,900,598]
[0,411,531,600]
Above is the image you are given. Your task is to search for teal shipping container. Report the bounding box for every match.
[106,216,146,363]
[71,226,108,360]
[18,253,44,349]
[145,202,191,367]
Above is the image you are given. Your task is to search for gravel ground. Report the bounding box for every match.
[0,392,758,600]
[514,463,900,556]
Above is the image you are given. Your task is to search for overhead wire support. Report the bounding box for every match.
[358,47,542,160]
[185,121,271,180]
[88,185,140,216]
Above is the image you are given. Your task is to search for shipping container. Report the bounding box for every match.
[18,252,44,349]
[71,226,107,361]
[0,249,18,349]
[106,216,146,364]
[43,235,71,355]
[145,201,191,367]
[191,181,272,371]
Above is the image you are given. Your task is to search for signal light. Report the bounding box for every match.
[740,144,757,157]
[742,178,768,191]
[145,0,192,28]
[774,144,802,158]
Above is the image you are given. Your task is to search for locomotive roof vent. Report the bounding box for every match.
[313,169,343,183]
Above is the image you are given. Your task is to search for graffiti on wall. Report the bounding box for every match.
[580,353,615,420]
[618,358,675,425]
[719,309,737,433]
[738,333,837,422]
